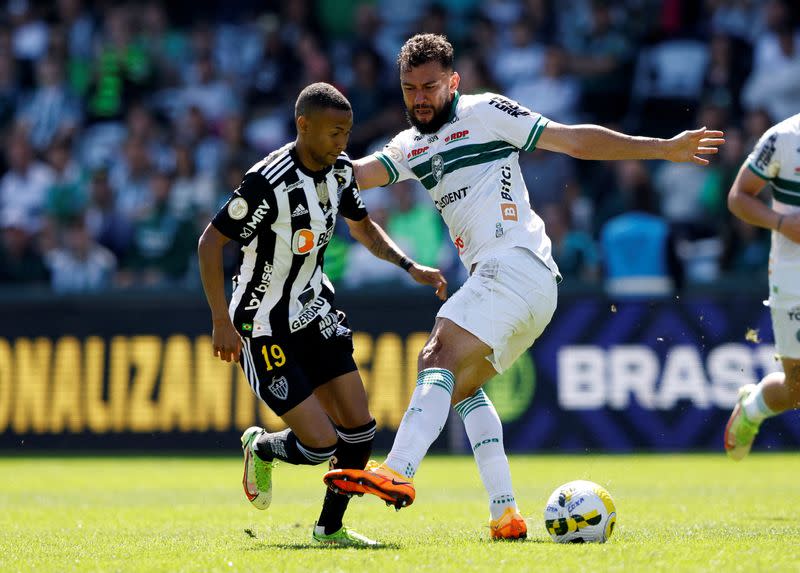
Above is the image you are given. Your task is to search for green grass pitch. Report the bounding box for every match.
[1,454,798,572]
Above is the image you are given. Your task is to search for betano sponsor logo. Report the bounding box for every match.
[292,229,315,254]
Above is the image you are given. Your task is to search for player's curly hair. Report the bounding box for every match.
[295,82,351,119]
[397,33,454,72]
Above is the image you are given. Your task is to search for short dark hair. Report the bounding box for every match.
[294,82,351,119]
[397,33,454,72]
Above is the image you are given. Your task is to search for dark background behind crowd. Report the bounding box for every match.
[0,0,798,297]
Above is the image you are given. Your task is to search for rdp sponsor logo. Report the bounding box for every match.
[408,146,429,159]
[444,129,469,144]
[557,343,779,410]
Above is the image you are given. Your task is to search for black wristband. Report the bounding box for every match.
[399,257,413,271]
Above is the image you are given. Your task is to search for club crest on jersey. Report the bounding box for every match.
[227,197,248,220]
[431,154,444,182]
[268,376,289,400]
[292,229,315,254]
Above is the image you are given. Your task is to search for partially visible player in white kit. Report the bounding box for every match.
[725,113,800,460]
[324,34,725,539]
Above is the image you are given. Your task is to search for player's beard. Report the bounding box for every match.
[405,97,454,134]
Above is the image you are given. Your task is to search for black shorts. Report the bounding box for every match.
[238,309,358,416]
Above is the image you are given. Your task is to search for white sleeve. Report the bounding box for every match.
[372,135,416,185]
[745,124,782,180]
[477,93,549,152]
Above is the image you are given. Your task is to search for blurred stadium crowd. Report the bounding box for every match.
[0,0,798,295]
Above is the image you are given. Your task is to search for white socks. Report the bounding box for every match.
[455,388,517,520]
[385,368,454,479]
[743,377,779,424]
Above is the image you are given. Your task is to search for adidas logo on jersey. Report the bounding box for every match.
[291,204,309,217]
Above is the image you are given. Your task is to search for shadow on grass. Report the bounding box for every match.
[243,527,401,550]
[486,538,551,544]
[245,541,402,551]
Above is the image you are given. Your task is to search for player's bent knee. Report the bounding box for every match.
[418,337,443,367]
[419,336,460,371]
[293,425,338,450]
[451,380,484,405]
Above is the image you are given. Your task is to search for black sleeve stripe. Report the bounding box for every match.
[262,154,293,182]
[251,148,290,175]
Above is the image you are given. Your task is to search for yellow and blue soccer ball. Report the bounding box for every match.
[543,480,617,543]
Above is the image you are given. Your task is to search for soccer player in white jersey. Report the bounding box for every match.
[198,83,446,546]
[724,113,800,460]
[324,34,724,539]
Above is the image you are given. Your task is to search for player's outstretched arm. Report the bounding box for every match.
[537,121,725,165]
[728,164,800,243]
[352,156,392,190]
[345,215,448,300]
[197,223,242,362]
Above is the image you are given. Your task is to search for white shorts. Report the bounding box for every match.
[437,247,558,373]
[770,302,800,359]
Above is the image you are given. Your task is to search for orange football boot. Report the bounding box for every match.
[489,507,528,540]
[323,461,415,510]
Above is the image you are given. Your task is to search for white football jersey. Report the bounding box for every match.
[746,113,800,299]
[373,92,561,279]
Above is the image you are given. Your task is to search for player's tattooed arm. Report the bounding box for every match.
[346,213,411,266]
[345,215,448,300]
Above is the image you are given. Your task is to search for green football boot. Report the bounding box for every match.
[241,426,275,509]
[311,523,381,547]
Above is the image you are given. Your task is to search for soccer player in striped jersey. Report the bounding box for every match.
[198,82,446,547]
[725,113,800,460]
[324,34,724,540]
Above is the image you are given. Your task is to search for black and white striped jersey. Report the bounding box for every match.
[212,142,368,338]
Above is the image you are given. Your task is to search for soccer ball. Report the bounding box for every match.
[543,480,617,543]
